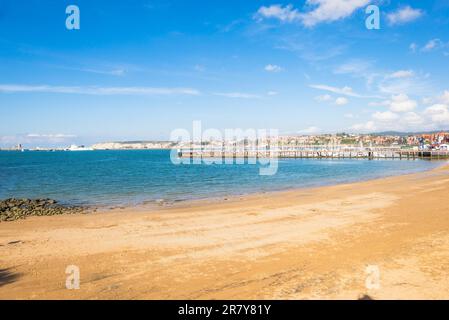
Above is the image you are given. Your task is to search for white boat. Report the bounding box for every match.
[66,144,94,151]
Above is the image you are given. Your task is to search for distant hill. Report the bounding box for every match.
[92,141,176,150]
[111,141,173,144]
[371,130,449,137]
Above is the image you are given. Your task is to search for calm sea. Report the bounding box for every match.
[0,150,443,206]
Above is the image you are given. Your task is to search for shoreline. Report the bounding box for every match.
[1,163,449,299]
[99,159,449,213]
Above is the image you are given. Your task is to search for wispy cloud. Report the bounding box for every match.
[274,33,347,62]
[410,39,449,53]
[213,92,262,99]
[378,75,434,96]
[297,126,321,135]
[0,133,78,147]
[350,121,376,132]
[254,4,301,23]
[335,97,349,105]
[315,94,349,105]
[315,94,332,102]
[264,64,283,72]
[387,70,415,79]
[372,111,399,122]
[309,84,380,98]
[333,59,380,89]
[409,42,418,53]
[334,60,372,76]
[344,113,355,119]
[26,133,76,138]
[0,84,201,96]
[386,6,424,25]
[218,19,245,33]
[422,38,444,52]
[79,68,126,76]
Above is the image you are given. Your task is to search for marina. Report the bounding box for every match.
[179,145,449,160]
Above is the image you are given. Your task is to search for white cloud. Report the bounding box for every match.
[264,64,283,72]
[409,43,418,53]
[255,1,369,27]
[387,6,423,25]
[315,94,332,102]
[0,84,200,96]
[403,112,423,126]
[267,91,279,96]
[335,97,349,105]
[344,113,355,118]
[422,97,434,105]
[420,90,449,106]
[26,133,76,138]
[350,91,449,132]
[310,84,377,98]
[80,68,126,76]
[439,90,449,104]
[255,4,301,23]
[374,94,417,112]
[388,94,417,112]
[378,75,433,96]
[351,105,448,134]
[297,126,321,134]
[422,39,443,52]
[388,70,414,79]
[423,104,449,124]
[350,121,376,132]
[372,111,399,122]
[300,0,369,27]
[334,60,372,76]
[214,92,261,99]
[0,133,78,147]
[350,111,424,133]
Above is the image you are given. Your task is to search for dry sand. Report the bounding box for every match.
[1,163,449,300]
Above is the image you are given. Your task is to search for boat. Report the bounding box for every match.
[65,144,94,151]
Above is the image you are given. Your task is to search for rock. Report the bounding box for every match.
[0,198,88,222]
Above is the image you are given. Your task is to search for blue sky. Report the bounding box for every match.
[1,0,449,147]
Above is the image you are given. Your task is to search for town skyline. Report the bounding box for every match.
[3,130,449,151]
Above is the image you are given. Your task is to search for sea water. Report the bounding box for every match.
[0,150,443,206]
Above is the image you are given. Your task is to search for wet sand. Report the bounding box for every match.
[1,163,449,300]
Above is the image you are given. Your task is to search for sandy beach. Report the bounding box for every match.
[1,163,449,300]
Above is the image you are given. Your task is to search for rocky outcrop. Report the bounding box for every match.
[91,141,176,150]
[0,198,87,222]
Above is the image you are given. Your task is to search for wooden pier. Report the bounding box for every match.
[178,146,449,160]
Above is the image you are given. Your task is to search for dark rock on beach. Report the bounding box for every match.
[0,198,87,222]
